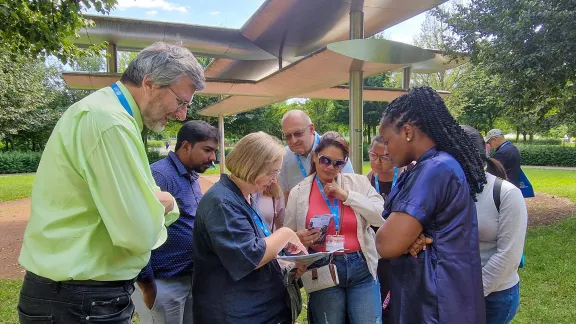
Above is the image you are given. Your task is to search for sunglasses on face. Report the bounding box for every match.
[318,155,347,169]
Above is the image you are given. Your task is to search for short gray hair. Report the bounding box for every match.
[121,42,205,91]
[369,135,386,150]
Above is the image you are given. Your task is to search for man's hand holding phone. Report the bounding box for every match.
[295,228,321,247]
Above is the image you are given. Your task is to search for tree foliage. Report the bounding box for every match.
[0,0,117,62]
[438,0,576,114]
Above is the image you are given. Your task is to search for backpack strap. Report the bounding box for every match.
[493,177,503,213]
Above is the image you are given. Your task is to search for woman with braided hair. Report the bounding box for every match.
[375,86,486,324]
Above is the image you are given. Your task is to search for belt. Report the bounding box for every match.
[27,271,135,288]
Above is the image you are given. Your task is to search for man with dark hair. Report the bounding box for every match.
[133,120,219,324]
[485,129,521,187]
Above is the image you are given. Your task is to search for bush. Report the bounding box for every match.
[518,145,576,167]
[146,150,163,164]
[147,140,164,148]
[0,150,165,174]
[512,138,562,145]
[0,151,42,174]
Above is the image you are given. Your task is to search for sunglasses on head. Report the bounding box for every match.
[318,155,347,169]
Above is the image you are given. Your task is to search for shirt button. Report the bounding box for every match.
[86,316,90,320]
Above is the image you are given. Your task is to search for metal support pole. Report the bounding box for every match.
[106,43,118,73]
[402,66,411,90]
[349,10,364,174]
[218,114,226,174]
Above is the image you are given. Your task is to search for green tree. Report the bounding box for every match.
[437,0,576,115]
[0,0,117,62]
[448,64,503,133]
[411,13,466,91]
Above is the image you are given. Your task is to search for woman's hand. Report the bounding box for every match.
[285,236,308,255]
[324,181,349,201]
[294,263,308,279]
[296,228,321,247]
[406,233,433,258]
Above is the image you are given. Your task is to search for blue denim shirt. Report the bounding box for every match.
[137,152,202,283]
[383,148,486,324]
[192,174,289,323]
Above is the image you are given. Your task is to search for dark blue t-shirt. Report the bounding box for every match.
[192,174,289,323]
[383,148,485,324]
[494,141,521,187]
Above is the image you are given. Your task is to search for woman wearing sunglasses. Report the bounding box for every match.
[284,131,384,323]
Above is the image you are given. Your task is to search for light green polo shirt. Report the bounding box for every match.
[19,82,178,281]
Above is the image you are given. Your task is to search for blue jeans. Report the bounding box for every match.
[485,283,520,324]
[18,272,135,323]
[309,251,381,324]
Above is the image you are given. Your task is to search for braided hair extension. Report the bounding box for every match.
[380,87,486,199]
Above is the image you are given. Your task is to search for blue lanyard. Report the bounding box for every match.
[110,83,133,117]
[295,134,321,178]
[374,168,399,194]
[248,196,271,237]
[314,176,340,232]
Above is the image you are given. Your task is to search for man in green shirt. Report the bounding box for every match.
[17,42,205,323]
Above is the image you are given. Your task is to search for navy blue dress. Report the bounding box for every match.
[383,148,486,324]
[192,174,290,323]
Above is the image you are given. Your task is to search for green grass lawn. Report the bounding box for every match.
[0,167,575,323]
[0,174,34,203]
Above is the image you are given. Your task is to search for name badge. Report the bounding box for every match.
[325,235,345,252]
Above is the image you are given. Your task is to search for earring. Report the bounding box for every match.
[407,138,411,142]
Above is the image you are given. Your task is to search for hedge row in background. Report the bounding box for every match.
[2,144,575,174]
[511,139,564,145]
[0,150,166,174]
[518,145,576,167]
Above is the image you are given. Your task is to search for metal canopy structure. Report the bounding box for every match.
[63,0,461,173]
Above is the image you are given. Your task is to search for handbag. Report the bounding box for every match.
[301,263,339,294]
[283,267,303,323]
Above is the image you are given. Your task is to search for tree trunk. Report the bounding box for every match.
[516,128,520,141]
[522,133,527,142]
[529,133,534,142]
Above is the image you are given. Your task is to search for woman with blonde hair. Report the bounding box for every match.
[284,131,384,323]
[192,131,306,324]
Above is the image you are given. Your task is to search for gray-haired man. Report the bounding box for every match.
[17,42,205,323]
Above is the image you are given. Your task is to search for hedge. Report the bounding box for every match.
[511,138,563,146]
[518,145,576,167]
[0,150,166,174]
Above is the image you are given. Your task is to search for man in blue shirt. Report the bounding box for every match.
[278,110,354,199]
[485,129,521,187]
[133,120,219,324]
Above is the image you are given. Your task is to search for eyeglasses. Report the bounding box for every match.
[368,150,390,162]
[266,169,281,178]
[282,125,311,142]
[168,87,192,109]
[318,155,347,169]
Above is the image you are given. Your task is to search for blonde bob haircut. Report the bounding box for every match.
[226,132,285,185]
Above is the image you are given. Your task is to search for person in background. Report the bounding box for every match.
[462,125,527,324]
[376,86,486,324]
[284,131,384,323]
[17,42,204,323]
[255,182,286,232]
[279,110,354,198]
[192,132,307,324]
[366,135,400,323]
[485,129,521,187]
[133,120,219,324]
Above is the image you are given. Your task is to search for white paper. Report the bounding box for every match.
[275,249,344,266]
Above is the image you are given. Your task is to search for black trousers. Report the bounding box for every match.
[18,272,135,323]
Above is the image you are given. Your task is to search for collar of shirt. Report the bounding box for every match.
[168,151,199,180]
[115,81,144,132]
[417,147,439,164]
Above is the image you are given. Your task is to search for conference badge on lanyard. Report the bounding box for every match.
[315,176,344,251]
